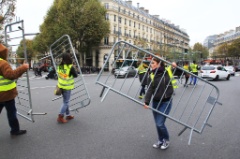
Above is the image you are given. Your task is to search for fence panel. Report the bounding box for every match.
[50,35,91,111]
[96,41,221,145]
[4,20,46,122]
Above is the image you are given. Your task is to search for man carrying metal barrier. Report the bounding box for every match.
[0,44,29,136]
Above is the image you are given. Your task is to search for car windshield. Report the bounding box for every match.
[202,66,215,70]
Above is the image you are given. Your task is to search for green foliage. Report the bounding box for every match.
[192,42,209,60]
[227,38,240,58]
[16,39,36,61]
[0,0,16,41]
[33,0,110,61]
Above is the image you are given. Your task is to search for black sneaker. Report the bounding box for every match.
[11,130,27,136]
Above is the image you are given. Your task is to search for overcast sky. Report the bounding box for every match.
[15,0,240,46]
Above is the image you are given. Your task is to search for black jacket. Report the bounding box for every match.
[145,67,174,105]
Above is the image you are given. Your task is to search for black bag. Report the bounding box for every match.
[54,85,62,96]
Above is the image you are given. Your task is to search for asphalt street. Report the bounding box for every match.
[0,71,240,159]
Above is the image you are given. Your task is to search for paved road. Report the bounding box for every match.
[0,72,240,159]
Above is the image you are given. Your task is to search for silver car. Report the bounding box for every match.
[224,66,235,76]
[114,66,137,78]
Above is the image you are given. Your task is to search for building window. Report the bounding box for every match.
[118,7,121,12]
[125,18,127,25]
[142,25,144,31]
[134,21,136,28]
[150,20,151,24]
[114,26,116,32]
[150,28,152,33]
[104,37,109,45]
[129,11,131,16]
[138,23,140,29]
[114,15,116,22]
[105,13,109,21]
[146,27,148,32]
[119,17,121,23]
[114,37,116,43]
[129,20,131,26]
[133,13,135,18]
[104,3,109,9]
[129,30,131,37]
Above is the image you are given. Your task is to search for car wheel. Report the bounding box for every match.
[214,75,219,81]
[226,74,230,80]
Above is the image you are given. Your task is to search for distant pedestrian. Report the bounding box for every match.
[56,53,78,123]
[183,61,191,87]
[144,55,174,150]
[0,43,29,136]
[189,61,199,85]
[137,60,148,99]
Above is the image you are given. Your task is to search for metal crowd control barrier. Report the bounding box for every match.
[96,41,222,145]
[4,20,46,122]
[50,35,91,111]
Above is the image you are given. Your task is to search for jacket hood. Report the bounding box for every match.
[151,66,165,74]
[0,44,8,60]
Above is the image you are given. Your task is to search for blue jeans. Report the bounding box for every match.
[152,100,172,142]
[60,90,71,115]
[0,99,20,133]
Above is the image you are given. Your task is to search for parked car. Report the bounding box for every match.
[114,66,137,78]
[234,65,240,72]
[224,66,235,76]
[200,65,230,80]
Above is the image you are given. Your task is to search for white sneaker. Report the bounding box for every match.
[153,141,163,148]
[160,139,170,150]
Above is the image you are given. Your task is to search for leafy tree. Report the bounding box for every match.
[16,39,36,64]
[0,0,16,41]
[216,43,228,58]
[33,0,110,66]
[228,38,240,58]
[192,42,209,60]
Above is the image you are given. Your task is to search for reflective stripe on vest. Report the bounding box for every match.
[150,67,178,89]
[57,64,74,90]
[166,66,178,89]
[138,63,147,74]
[0,58,17,92]
[191,64,198,73]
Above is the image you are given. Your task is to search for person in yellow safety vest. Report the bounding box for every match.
[183,61,191,87]
[144,56,174,150]
[0,43,29,136]
[137,60,149,99]
[56,53,78,123]
[189,61,199,85]
[165,63,178,89]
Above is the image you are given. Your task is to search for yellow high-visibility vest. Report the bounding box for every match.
[57,64,74,90]
[166,66,178,89]
[138,63,147,74]
[191,64,198,73]
[150,66,178,89]
[0,58,17,92]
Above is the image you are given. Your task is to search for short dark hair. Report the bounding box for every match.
[60,53,72,65]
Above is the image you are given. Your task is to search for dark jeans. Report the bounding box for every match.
[140,85,146,96]
[152,100,172,142]
[0,99,20,133]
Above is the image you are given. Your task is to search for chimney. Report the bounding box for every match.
[139,7,145,11]
[137,3,139,8]
[126,1,132,6]
[145,9,149,14]
[153,15,159,19]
